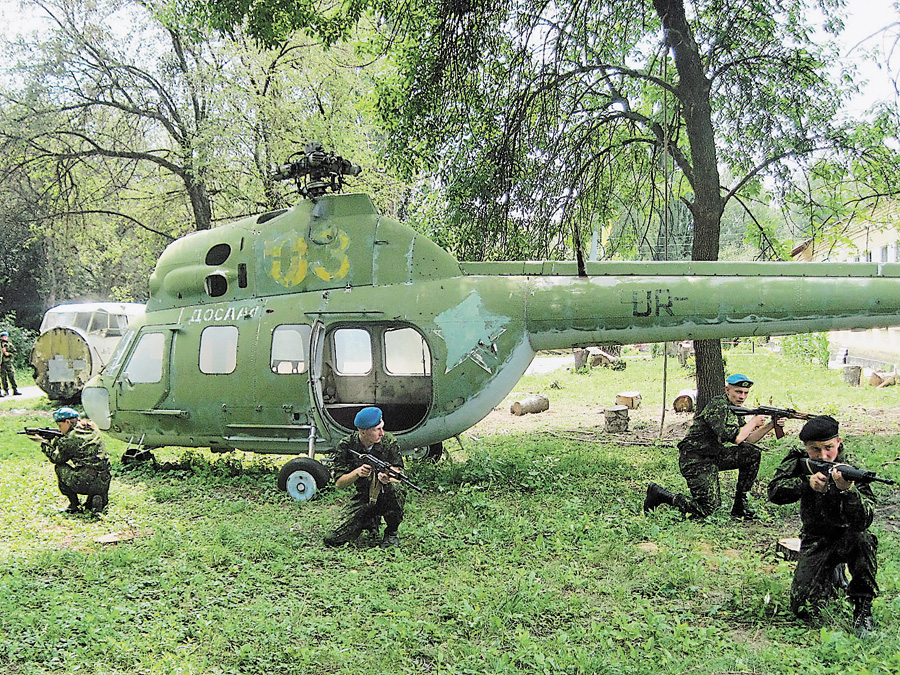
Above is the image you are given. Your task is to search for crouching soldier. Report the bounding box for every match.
[767,415,878,637]
[29,407,112,514]
[324,407,405,548]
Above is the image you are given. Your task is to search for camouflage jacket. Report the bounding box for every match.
[0,340,15,366]
[677,393,746,458]
[42,425,110,473]
[331,431,403,499]
[767,445,876,537]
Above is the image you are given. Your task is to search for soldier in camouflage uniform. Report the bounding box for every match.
[29,407,111,514]
[324,406,406,548]
[0,330,21,396]
[768,415,877,637]
[644,373,779,519]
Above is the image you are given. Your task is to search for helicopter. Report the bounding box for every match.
[30,302,145,401]
[81,143,900,501]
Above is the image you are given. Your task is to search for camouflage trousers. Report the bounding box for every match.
[676,443,761,517]
[55,463,111,510]
[324,485,405,546]
[0,361,17,392]
[790,530,878,616]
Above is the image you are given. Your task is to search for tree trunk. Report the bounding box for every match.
[186,176,213,231]
[654,0,726,410]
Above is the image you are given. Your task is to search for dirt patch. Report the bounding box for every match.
[469,400,713,447]
[469,397,900,445]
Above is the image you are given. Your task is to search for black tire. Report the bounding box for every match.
[277,457,331,501]
[406,442,443,462]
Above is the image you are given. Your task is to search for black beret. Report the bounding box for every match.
[798,415,840,442]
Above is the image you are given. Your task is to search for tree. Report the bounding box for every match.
[370,0,875,408]
[0,0,398,315]
[0,0,224,232]
[94,1,900,406]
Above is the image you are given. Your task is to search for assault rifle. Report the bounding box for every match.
[798,458,895,486]
[347,448,424,493]
[17,427,63,440]
[729,405,815,439]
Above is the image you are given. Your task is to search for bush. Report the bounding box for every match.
[780,333,830,368]
[0,312,37,370]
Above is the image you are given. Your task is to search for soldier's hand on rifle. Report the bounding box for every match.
[749,415,769,431]
[377,467,402,485]
[26,433,43,443]
[356,464,373,479]
[809,471,830,493]
[831,468,855,492]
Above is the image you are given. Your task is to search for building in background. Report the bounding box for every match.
[791,206,900,371]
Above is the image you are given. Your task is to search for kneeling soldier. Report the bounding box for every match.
[324,407,406,548]
[767,415,878,637]
[29,407,111,514]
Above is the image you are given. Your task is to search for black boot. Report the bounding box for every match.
[62,499,82,514]
[852,598,874,637]
[88,494,109,513]
[380,531,400,548]
[644,483,677,512]
[731,492,757,520]
[831,563,850,593]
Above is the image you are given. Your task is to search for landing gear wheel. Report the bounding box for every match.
[277,457,331,501]
[407,442,443,462]
[121,447,157,465]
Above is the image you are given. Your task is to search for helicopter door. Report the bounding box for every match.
[114,329,171,412]
[312,323,432,433]
[254,320,313,427]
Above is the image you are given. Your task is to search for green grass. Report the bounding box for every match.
[2,349,900,674]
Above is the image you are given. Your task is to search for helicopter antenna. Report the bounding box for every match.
[269,142,362,199]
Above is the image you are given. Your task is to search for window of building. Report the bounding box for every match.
[881,245,889,262]
[384,327,431,375]
[199,325,238,374]
[271,324,311,374]
[124,332,165,383]
[333,328,372,375]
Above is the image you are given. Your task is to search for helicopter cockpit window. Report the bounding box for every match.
[123,332,164,384]
[333,328,372,375]
[384,327,431,376]
[199,325,238,374]
[87,311,110,334]
[271,324,311,374]
[73,312,92,331]
[105,329,135,375]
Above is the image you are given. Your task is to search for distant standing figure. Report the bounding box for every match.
[324,406,406,548]
[28,407,111,514]
[0,330,21,396]
[644,373,780,519]
[767,415,878,637]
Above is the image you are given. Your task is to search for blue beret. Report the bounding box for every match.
[726,373,753,387]
[354,406,383,429]
[52,407,80,422]
[799,415,840,442]
[0,331,7,337]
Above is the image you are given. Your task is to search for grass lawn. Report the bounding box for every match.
[2,347,900,674]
